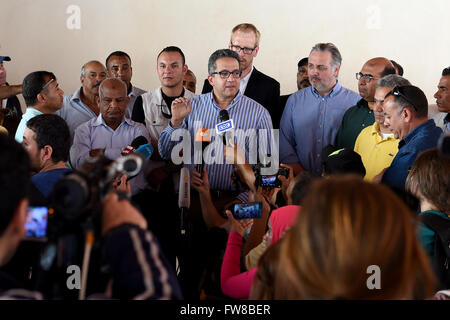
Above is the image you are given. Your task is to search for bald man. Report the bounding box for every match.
[56,60,107,140]
[70,78,149,194]
[335,57,396,149]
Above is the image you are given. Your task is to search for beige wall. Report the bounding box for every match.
[1,0,449,108]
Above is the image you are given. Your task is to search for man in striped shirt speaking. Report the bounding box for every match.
[158,49,274,192]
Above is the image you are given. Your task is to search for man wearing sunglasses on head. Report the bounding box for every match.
[377,85,442,188]
[201,23,280,128]
[15,71,64,143]
[335,58,396,149]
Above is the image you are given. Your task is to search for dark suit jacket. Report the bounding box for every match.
[201,67,281,128]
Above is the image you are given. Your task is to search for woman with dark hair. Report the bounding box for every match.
[406,148,450,289]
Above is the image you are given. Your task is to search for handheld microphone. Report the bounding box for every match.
[216,110,234,147]
[121,136,149,156]
[115,143,155,183]
[194,128,211,176]
[178,167,190,235]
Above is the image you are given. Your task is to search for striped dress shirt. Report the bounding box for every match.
[158,92,273,191]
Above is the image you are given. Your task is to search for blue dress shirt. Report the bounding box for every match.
[56,87,98,140]
[279,82,360,174]
[158,92,273,191]
[382,119,442,189]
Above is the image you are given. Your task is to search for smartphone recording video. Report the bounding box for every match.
[232,202,262,220]
[260,175,281,188]
[25,206,49,239]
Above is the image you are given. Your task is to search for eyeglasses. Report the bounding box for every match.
[356,72,378,82]
[40,78,55,93]
[211,70,242,80]
[385,86,418,111]
[230,45,256,55]
[158,103,172,119]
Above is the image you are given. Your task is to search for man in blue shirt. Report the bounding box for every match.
[70,78,150,195]
[280,43,361,175]
[380,85,442,189]
[22,114,72,199]
[56,61,107,140]
[15,71,64,143]
[159,49,273,192]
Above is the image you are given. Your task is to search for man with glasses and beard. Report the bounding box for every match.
[378,85,442,188]
[56,60,107,140]
[15,71,64,143]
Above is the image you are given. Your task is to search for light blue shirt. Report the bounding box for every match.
[158,91,273,191]
[279,82,360,174]
[15,107,43,142]
[56,87,97,141]
[70,114,150,194]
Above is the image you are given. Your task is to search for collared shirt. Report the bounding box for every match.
[126,84,146,119]
[239,66,254,95]
[56,87,98,140]
[279,82,361,175]
[15,107,43,142]
[335,98,375,149]
[382,119,442,189]
[445,113,450,133]
[354,122,398,182]
[70,114,150,194]
[158,91,273,191]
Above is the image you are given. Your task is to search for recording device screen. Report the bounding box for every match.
[25,206,49,239]
[233,202,262,220]
[260,175,281,188]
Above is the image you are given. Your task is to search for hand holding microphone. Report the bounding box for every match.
[215,109,234,147]
[194,128,211,177]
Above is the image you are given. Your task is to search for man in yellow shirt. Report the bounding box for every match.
[354,74,410,181]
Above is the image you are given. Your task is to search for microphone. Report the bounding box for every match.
[194,128,211,176]
[121,136,148,156]
[115,143,155,183]
[215,110,234,147]
[178,167,190,235]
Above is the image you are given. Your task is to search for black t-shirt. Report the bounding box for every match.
[131,88,185,124]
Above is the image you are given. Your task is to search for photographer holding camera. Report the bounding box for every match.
[0,134,182,299]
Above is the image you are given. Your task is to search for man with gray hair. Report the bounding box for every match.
[354,74,410,181]
[159,49,273,298]
[56,60,107,140]
[280,43,361,175]
[70,77,149,194]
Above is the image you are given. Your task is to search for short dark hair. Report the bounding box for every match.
[26,114,70,163]
[105,51,132,70]
[380,65,397,78]
[157,46,185,65]
[390,60,404,76]
[290,172,317,205]
[208,49,240,75]
[0,134,30,235]
[386,85,428,118]
[297,57,308,68]
[442,67,450,77]
[22,71,56,106]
